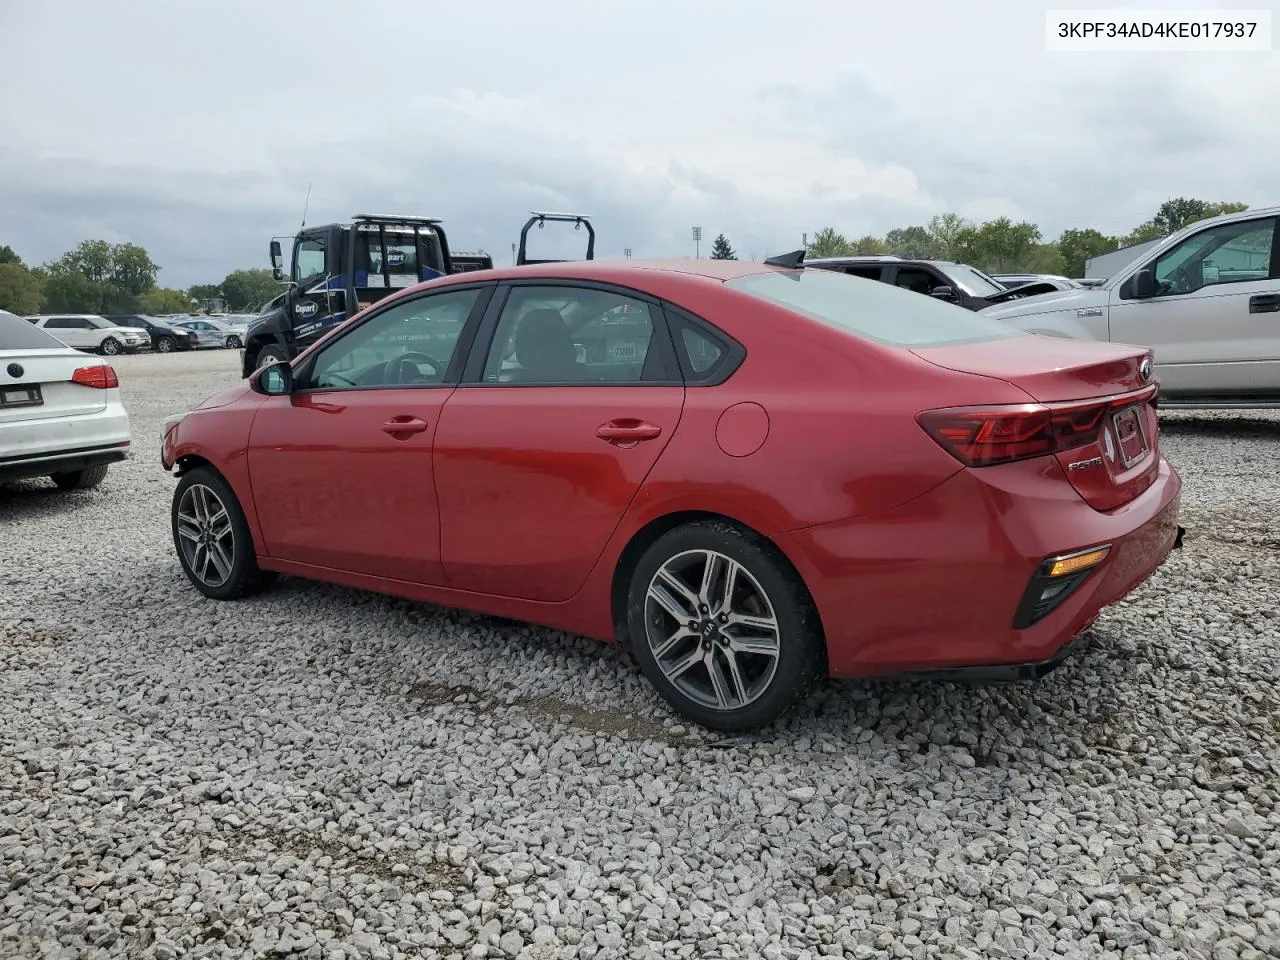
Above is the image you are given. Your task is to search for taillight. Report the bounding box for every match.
[918,385,1158,468]
[919,401,1113,467]
[71,365,119,389]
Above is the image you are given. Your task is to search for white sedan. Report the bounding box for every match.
[0,309,131,490]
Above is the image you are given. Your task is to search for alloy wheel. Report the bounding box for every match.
[643,549,781,712]
[176,483,236,588]
[101,338,121,355]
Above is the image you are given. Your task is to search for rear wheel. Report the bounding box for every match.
[50,464,109,490]
[625,521,825,732]
[156,336,176,353]
[172,467,276,600]
[225,335,242,349]
[99,337,122,356]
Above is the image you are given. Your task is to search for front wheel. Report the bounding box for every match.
[99,337,122,356]
[172,467,276,600]
[625,521,825,732]
[225,335,242,349]
[255,346,287,368]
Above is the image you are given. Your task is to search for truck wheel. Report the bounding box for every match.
[99,337,123,356]
[256,347,287,367]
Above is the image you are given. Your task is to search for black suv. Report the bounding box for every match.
[805,256,1039,311]
[103,315,198,353]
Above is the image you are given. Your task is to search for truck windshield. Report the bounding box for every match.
[943,264,1005,297]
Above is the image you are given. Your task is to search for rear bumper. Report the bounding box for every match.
[780,454,1183,679]
[0,405,131,481]
[0,441,131,481]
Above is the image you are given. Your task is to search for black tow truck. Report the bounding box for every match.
[239,211,596,376]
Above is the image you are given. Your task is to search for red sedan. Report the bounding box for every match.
[162,256,1182,731]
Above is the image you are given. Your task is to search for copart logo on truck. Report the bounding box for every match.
[294,301,319,319]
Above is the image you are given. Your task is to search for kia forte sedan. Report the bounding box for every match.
[161,257,1183,731]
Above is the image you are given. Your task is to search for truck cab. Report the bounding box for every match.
[240,214,452,375]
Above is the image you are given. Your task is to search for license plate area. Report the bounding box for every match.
[0,384,43,408]
[1111,405,1148,467]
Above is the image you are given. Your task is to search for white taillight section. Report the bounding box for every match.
[71,365,119,389]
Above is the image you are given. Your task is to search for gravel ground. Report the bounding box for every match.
[2,349,1278,960]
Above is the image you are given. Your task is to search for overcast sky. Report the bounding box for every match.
[1,0,1277,287]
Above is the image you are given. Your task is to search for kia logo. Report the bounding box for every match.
[6,363,23,378]
[1139,357,1153,382]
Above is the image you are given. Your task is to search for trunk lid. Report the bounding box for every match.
[0,349,109,423]
[912,335,1160,512]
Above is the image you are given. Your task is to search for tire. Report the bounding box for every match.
[256,346,287,368]
[225,335,242,349]
[625,520,825,732]
[99,337,122,356]
[172,466,276,600]
[156,336,176,353]
[50,464,109,490]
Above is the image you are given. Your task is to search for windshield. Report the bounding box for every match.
[726,269,1023,347]
[943,264,1006,297]
[0,310,67,350]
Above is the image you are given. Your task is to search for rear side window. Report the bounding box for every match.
[0,311,66,349]
[725,269,1024,348]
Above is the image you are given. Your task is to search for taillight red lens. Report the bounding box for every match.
[918,401,1115,467]
[71,365,119,389]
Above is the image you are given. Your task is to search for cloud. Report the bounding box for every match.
[0,0,1276,285]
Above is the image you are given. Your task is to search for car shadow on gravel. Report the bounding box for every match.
[0,479,108,517]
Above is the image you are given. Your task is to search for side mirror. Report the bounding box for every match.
[270,240,285,282]
[1132,268,1156,299]
[251,360,293,396]
[930,285,957,301]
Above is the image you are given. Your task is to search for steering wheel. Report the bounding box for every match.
[390,351,443,384]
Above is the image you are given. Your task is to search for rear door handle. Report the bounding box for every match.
[382,416,429,437]
[1249,294,1280,314]
[597,419,663,445]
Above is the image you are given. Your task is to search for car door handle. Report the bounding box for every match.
[1249,294,1280,314]
[596,419,662,445]
[382,416,429,436]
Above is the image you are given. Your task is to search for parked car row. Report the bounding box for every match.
[19,313,252,356]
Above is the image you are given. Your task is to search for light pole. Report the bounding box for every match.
[511,242,517,265]
[691,226,702,258]
[624,247,632,259]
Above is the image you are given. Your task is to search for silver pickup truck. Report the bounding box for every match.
[980,206,1280,408]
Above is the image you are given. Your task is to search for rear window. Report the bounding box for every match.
[725,269,1025,348]
[0,310,67,350]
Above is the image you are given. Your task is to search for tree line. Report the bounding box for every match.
[704,197,1249,276]
[0,197,1251,317]
[0,240,281,317]
[799,198,1248,276]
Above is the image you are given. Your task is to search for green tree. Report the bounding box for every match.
[1123,219,1167,247]
[139,288,196,314]
[0,263,44,314]
[39,267,108,313]
[952,218,1042,273]
[109,242,160,296]
[850,235,890,255]
[805,227,854,258]
[187,283,224,302]
[220,268,282,310]
[925,213,971,261]
[709,234,737,260]
[884,226,939,259]
[1056,228,1120,277]
[0,245,22,266]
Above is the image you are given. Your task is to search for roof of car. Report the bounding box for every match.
[449,257,783,284]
